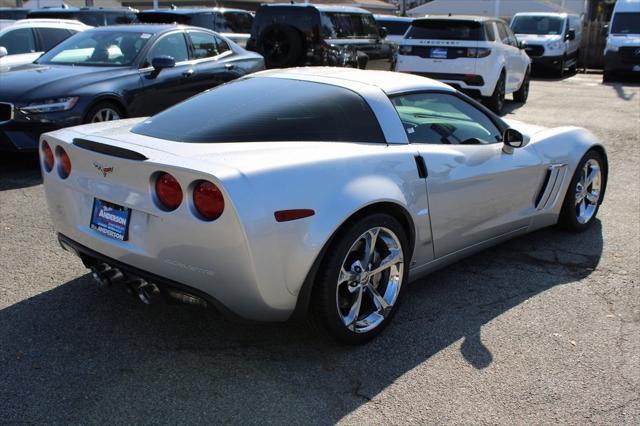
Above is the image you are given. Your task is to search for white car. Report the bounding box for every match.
[511,12,582,77]
[395,15,531,115]
[0,19,90,71]
[40,68,607,344]
[603,0,640,82]
[374,15,413,44]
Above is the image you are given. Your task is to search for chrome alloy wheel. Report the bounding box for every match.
[575,158,602,224]
[91,107,121,123]
[336,227,404,334]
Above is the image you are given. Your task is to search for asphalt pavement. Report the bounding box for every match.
[0,72,638,424]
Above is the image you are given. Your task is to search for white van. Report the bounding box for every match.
[510,12,582,77]
[603,0,640,82]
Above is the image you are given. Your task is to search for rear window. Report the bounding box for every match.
[138,12,193,25]
[321,12,379,39]
[131,78,385,144]
[406,19,484,41]
[376,19,411,36]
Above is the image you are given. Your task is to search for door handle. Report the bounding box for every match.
[224,63,235,70]
[182,69,195,77]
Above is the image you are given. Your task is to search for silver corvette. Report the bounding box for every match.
[41,68,607,343]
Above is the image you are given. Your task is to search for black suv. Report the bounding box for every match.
[137,8,254,46]
[0,8,29,20]
[246,4,392,69]
[27,7,138,27]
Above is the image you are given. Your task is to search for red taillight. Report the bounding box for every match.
[155,172,183,211]
[57,146,71,179]
[42,141,54,172]
[193,180,224,221]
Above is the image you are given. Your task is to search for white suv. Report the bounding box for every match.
[395,16,530,115]
[511,12,582,77]
[0,19,90,71]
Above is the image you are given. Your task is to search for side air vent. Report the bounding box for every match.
[535,164,567,210]
[73,138,148,161]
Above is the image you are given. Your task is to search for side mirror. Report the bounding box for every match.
[151,55,176,71]
[566,29,576,41]
[518,39,528,50]
[379,26,388,39]
[502,128,529,154]
[601,24,609,36]
[0,47,7,58]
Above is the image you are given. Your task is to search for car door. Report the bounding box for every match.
[390,91,544,258]
[496,21,526,91]
[139,31,201,115]
[186,30,240,92]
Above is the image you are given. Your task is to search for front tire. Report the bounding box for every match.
[311,213,410,344]
[558,150,606,232]
[84,101,124,124]
[555,57,565,78]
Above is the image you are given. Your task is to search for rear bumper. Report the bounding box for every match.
[399,71,490,97]
[58,233,244,320]
[42,131,297,322]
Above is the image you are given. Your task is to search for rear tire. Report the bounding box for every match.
[310,213,410,344]
[484,72,506,115]
[259,25,303,68]
[558,150,606,232]
[513,69,530,103]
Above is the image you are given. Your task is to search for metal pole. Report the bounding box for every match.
[153,0,159,9]
[16,0,23,8]
[494,0,501,18]
[401,0,406,17]
[86,0,94,7]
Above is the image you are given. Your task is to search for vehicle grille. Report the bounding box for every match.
[619,46,640,64]
[524,45,545,57]
[0,102,13,122]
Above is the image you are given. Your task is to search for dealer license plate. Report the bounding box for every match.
[90,198,131,241]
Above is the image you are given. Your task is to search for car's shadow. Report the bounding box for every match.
[0,152,41,191]
[0,221,603,423]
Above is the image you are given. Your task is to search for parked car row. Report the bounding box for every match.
[0,24,264,152]
[0,6,611,345]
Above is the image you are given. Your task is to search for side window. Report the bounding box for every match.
[505,26,518,46]
[37,28,73,51]
[0,28,36,54]
[484,22,496,41]
[213,12,233,33]
[391,93,502,145]
[215,35,230,54]
[496,22,509,45]
[189,31,218,59]
[146,32,188,65]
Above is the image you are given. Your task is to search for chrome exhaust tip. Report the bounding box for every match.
[130,279,161,305]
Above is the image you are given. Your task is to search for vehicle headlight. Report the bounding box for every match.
[546,40,564,51]
[21,97,79,114]
[605,43,619,53]
[399,45,413,55]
